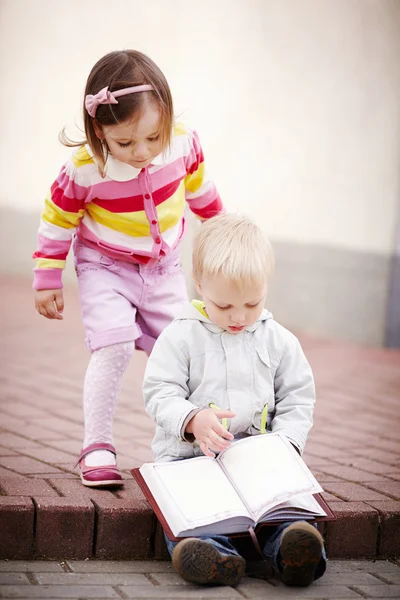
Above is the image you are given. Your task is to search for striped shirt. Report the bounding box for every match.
[33,124,223,290]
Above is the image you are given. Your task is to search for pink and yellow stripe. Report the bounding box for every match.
[33,125,223,290]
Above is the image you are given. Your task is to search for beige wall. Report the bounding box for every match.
[1,0,399,256]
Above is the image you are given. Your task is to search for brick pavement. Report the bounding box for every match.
[0,275,400,560]
[0,559,400,599]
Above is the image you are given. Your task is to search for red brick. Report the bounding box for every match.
[118,412,155,434]
[0,414,25,431]
[323,482,394,502]
[8,425,68,441]
[0,433,43,450]
[0,497,34,558]
[153,521,170,561]
[0,448,19,456]
[0,456,66,475]
[26,447,76,464]
[322,491,346,503]
[49,478,118,501]
[312,427,374,447]
[0,466,24,479]
[352,446,400,466]
[335,456,400,474]
[34,497,94,559]
[0,477,58,496]
[44,440,81,455]
[117,442,154,460]
[303,443,350,459]
[369,439,400,454]
[318,465,396,483]
[124,458,145,470]
[115,480,151,502]
[325,502,379,559]
[39,473,77,479]
[366,481,400,501]
[28,417,83,438]
[303,455,337,468]
[51,407,85,421]
[123,444,153,464]
[92,494,154,559]
[0,401,48,418]
[312,471,342,483]
[366,501,400,558]
[115,454,138,471]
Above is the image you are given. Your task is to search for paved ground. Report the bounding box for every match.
[1,559,400,599]
[0,275,400,560]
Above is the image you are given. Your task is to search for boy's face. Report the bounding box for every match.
[196,275,267,334]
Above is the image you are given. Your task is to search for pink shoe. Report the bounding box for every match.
[75,443,124,487]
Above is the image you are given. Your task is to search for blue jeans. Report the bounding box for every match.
[165,522,327,581]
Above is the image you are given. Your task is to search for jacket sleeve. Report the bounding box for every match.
[271,335,316,454]
[184,129,224,220]
[143,327,199,440]
[32,159,87,291]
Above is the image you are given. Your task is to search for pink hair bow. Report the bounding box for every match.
[85,84,154,118]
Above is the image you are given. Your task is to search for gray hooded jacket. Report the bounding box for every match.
[143,302,315,462]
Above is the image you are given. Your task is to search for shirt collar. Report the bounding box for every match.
[85,144,170,182]
[184,303,272,335]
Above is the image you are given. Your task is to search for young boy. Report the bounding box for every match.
[143,214,326,587]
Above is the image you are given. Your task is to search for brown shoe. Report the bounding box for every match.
[172,538,245,586]
[280,521,323,587]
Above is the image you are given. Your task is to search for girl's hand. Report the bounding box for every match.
[186,408,235,458]
[34,289,64,320]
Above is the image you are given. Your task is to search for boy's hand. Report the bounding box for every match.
[34,289,64,320]
[186,408,235,458]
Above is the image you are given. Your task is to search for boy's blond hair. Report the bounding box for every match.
[192,214,274,290]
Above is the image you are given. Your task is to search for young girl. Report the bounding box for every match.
[33,49,224,487]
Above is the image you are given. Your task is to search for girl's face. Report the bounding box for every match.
[96,98,164,169]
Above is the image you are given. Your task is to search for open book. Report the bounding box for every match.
[132,433,334,541]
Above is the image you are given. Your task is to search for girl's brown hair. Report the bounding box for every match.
[60,50,173,175]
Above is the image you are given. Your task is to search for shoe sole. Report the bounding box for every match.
[172,538,245,586]
[280,522,323,587]
[80,475,124,487]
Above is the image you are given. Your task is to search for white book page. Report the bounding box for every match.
[140,462,187,537]
[183,515,255,538]
[149,456,251,531]
[262,494,327,522]
[218,433,323,522]
[270,493,327,516]
[263,510,315,522]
